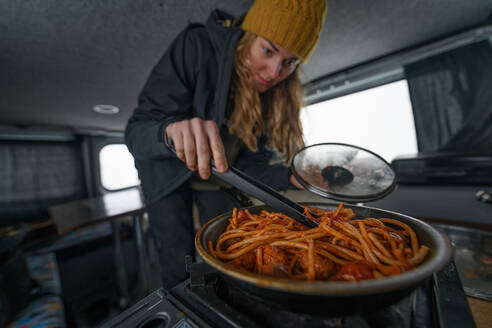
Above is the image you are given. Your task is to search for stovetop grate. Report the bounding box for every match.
[101,260,475,328]
[170,262,421,328]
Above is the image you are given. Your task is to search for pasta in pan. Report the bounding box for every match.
[207,203,430,282]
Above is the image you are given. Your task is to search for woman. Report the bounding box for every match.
[125,0,327,289]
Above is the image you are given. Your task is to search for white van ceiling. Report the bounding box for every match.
[1,0,491,132]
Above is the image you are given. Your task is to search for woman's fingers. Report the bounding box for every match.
[192,118,211,179]
[203,120,228,173]
[166,121,186,162]
[205,121,227,172]
[290,175,304,189]
[182,122,197,171]
[165,118,227,180]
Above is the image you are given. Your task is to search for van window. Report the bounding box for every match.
[301,80,417,162]
[99,144,139,190]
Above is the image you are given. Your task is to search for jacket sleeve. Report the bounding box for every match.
[125,26,201,160]
[234,137,296,191]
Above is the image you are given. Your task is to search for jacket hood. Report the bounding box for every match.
[205,9,241,59]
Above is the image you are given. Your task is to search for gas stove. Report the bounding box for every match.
[100,260,475,328]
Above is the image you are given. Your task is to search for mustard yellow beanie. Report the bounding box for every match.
[242,0,327,63]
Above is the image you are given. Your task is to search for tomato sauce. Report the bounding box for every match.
[334,261,374,281]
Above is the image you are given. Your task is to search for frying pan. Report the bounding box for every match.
[166,141,452,312]
[196,202,453,314]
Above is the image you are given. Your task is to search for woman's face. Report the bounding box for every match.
[246,36,301,93]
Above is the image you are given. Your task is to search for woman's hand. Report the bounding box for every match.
[289,174,304,189]
[165,118,228,179]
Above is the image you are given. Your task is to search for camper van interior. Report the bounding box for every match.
[1,0,491,327]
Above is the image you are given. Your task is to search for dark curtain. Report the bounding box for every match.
[0,141,88,226]
[404,40,492,154]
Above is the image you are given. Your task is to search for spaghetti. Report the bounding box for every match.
[208,203,429,282]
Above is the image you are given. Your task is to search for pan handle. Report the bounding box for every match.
[164,138,318,228]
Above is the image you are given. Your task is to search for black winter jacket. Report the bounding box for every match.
[125,10,292,205]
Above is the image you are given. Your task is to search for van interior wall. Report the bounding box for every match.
[0,139,88,226]
[0,131,126,226]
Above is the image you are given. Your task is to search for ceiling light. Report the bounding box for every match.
[93,104,120,115]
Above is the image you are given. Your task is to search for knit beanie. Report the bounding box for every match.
[241,0,327,63]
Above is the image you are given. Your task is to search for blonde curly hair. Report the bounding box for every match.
[228,31,305,162]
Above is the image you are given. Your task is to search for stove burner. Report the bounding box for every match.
[139,316,168,328]
[172,262,416,328]
[101,260,474,328]
[216,277,408,328]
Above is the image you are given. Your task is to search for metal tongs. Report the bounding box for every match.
[165,140,318,228]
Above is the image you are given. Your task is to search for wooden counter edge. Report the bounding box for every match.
[467,296,492,328]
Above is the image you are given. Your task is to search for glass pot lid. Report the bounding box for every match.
[291,143,396,202]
